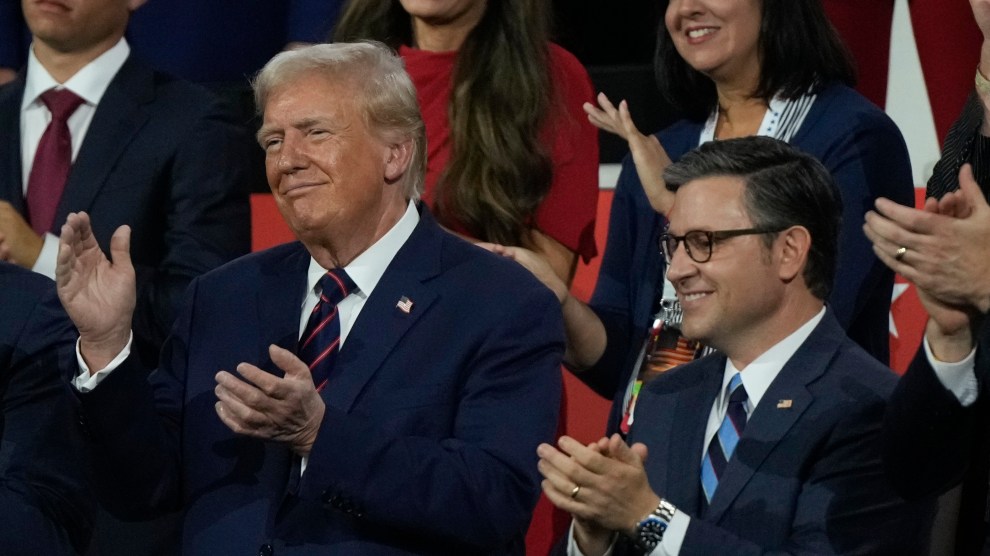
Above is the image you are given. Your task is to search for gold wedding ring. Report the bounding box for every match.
[894,246,908,261]
[570,485,581,499]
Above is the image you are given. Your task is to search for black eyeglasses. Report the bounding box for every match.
[660,227,785,264]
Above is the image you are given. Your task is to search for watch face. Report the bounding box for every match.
[637,516,668,549]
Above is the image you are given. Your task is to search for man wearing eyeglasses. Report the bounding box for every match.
[539,136,933,555]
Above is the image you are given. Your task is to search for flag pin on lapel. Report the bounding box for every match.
[776,399,793,409]
[396,296,414,314]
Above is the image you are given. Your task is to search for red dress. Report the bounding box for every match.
[400,43,600,261]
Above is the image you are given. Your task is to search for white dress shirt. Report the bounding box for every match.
[20,38,130,279]
[568,307,827,556]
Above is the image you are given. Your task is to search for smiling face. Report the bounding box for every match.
[400,0,488,50]
[259,73,409,265]
[664,176,785,356]
[23,0,144,55]
[399,0,487,27]
[664,0,762,86]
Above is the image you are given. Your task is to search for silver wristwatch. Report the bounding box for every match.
[634,498,677,551]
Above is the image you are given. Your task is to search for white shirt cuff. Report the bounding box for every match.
[657,509,689,555]
[923,336,979,407]
[31,232,59,280]
[564,509,689,556]
[73,332,134,392]
[565,520,616,556]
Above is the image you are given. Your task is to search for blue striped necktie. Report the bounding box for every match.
[298,269,355,392]
[701,372,748,504]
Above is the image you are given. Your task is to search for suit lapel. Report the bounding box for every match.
[705,312,842,522]
[55,57,151,232]
[323,208,442,413]
[0,78,25,212]
[256,244,311,370]
[635,356,723,516]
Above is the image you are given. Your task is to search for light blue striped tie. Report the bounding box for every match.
[701,373,748,504]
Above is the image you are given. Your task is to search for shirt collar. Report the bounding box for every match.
[306,201,421,299]
[22,37,130,111]
[719,306,826,411]
[698,90,815,145]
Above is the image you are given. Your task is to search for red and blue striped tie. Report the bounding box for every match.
[298,268,355,392]
[700,372,748,504]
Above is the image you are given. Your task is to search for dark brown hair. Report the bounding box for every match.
[334,0,554,246]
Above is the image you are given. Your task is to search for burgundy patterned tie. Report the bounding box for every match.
[299,268,356,392]
[25,88,85,234]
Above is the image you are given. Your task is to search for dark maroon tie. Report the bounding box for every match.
[298,268,356,392]
[25,88,85,234]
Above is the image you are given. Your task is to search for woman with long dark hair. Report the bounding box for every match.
[334,0,599,284]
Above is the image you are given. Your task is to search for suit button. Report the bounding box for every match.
[258,543,273,556]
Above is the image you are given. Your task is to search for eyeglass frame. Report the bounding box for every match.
[659,227,787,264]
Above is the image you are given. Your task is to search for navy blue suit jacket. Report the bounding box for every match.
[0,54,255,366]
[884,339,990,555]
[78,208,564,555]
[581,84,913,435]
[620,312,933,554]
[0,263,91,555]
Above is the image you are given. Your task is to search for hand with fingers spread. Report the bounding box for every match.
[215,344,326,457]
[538,434,659,555]
[55,211,135,372]
[583,92,675,214]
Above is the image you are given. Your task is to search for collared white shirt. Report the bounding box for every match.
[20,38,130,279]
[568,307,827,556]
[299,201,420,344]
[701,307,826,461]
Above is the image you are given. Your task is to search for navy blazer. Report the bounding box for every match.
[0,55,255,366]
[78,208,564,555]
[581,83,913,435]
[0,263,92,555]
[620,312,933,554]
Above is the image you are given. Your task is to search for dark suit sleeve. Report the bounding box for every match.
[76,282,197,519]
[1,282,93,555]
[928,92,990,199]
[883,343,984,501]
[130,97,252,366]
[677,390,931,555]
[296,281,564,549]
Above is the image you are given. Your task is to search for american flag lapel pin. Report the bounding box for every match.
[776,399,793,409]
[396,296,414,314]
